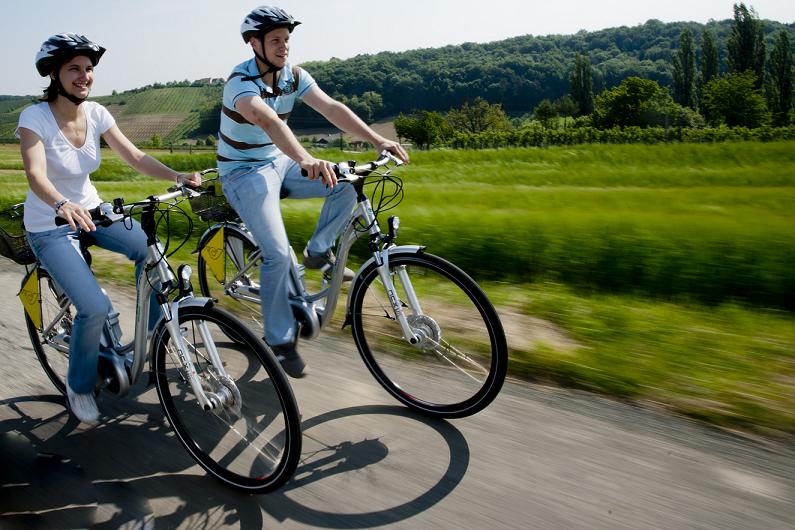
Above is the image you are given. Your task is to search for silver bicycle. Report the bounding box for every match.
[5,185,301,493]
[192,152,508,418]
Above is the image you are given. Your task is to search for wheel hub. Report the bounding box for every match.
[407,314,441,349]
[205,373,242,417]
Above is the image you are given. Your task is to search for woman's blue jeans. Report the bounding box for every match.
[221,155,356,346]
[27,219,156,394]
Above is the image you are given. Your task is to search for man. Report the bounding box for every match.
[217,6,409,378]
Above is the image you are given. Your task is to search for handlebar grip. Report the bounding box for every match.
[301,165,341,178]
[54,205,107,226]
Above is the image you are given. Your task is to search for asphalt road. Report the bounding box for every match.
[0,266,793,529]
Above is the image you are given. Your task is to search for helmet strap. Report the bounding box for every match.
[243,34,280,83]
[53,76,87,106]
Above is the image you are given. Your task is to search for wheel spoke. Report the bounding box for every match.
[154,306,300,492]
[352,253,506,417]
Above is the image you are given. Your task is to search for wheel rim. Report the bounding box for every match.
[154,308,298,490]
[353,256,504,414]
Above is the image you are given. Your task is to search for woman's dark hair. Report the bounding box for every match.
[40,77,59,103]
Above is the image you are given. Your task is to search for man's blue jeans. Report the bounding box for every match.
[27,219,155,394]
[221,155,356,346]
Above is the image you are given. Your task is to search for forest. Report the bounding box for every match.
[289,5,794,133]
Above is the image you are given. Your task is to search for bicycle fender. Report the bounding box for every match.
[344,245,427,325]
[147,296,216,369]
[193,223,256,255]
[18,266,42,329]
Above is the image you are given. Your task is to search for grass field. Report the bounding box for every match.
[0,142,793,437]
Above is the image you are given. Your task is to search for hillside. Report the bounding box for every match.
[293,18,795,125]
[92,85,221,143]
[1,17,793,142]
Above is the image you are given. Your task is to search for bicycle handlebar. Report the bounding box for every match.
[300,150,403,182]
[54,185,202,226]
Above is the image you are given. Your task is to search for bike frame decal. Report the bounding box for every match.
[18,267,41,329]
[201,227,226,283]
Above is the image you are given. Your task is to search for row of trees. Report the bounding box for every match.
[552,4,792,129]
[394,3,793,148]
[668,4,793,125]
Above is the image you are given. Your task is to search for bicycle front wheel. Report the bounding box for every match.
[152,305,301,493]
[350,251,507,418]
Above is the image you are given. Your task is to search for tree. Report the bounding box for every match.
[552,95,578,117]
[394,111,448,149]
[205,134,217,147]
[767,30,793,126]
[593,77,663,127]
[533,99,558,128]
[446,97,511,134]
[592,77,704,129]
[150,134,162,148]
[702,71,769,127]
[727,3,765,87]
[672,27,698,110]
[570,53,594,116]
[701,29,720,87]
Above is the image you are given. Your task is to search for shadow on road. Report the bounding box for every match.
[1,396,470,528]
[0,393,263,528]
[258,404,471,527]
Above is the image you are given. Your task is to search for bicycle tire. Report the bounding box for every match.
[25,268,71,395]
[197,226,264,332]
[152,305,301,493]
[349,251,507,418]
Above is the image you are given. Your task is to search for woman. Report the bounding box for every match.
[16,33,201,424]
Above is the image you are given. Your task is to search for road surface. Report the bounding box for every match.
[0,266,793,529]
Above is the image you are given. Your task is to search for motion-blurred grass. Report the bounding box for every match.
[1,142,793,437]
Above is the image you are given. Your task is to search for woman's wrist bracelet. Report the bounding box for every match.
[53,198,70,213]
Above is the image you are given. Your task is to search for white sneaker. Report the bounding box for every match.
[66,382,100,424]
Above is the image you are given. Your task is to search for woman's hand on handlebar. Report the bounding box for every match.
[57,201,96,232]
[377,139,410,165]
[300,158,338,188]
[176,172,202,188]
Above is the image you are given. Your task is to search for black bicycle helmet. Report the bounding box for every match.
[240,6,300,43]
[35,33,105,77]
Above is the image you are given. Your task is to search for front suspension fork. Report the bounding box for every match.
[161,301,235,413]
[375,249,422,345]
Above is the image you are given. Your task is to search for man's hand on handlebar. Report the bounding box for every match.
[299,158,338,188]
[377,140,410,165]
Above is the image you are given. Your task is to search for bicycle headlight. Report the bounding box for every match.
[178,264,193,292]
[388,216,400,240]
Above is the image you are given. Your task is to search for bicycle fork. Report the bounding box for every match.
[374,250,422,346]
[154,263,239,415]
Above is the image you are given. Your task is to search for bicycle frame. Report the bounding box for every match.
[26,189,231,412]
[206,169,423,345]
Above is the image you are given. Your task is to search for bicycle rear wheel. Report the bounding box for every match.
[152,305,301,493]
[25,268,71,394]
[197,226,263,329]
[350,251,507,418]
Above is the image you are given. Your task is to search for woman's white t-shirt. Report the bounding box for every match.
[15,101,115,232]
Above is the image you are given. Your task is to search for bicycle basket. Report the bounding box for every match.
[188,181,238,222]
[0,204,35,265]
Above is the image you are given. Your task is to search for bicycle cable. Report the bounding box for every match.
[354,172,404,234]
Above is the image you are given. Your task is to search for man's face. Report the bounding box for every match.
[252,27,291,67]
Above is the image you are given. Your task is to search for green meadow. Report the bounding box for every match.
[1,142,794,437]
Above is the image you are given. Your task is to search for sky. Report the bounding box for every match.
[2,0,793,97]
